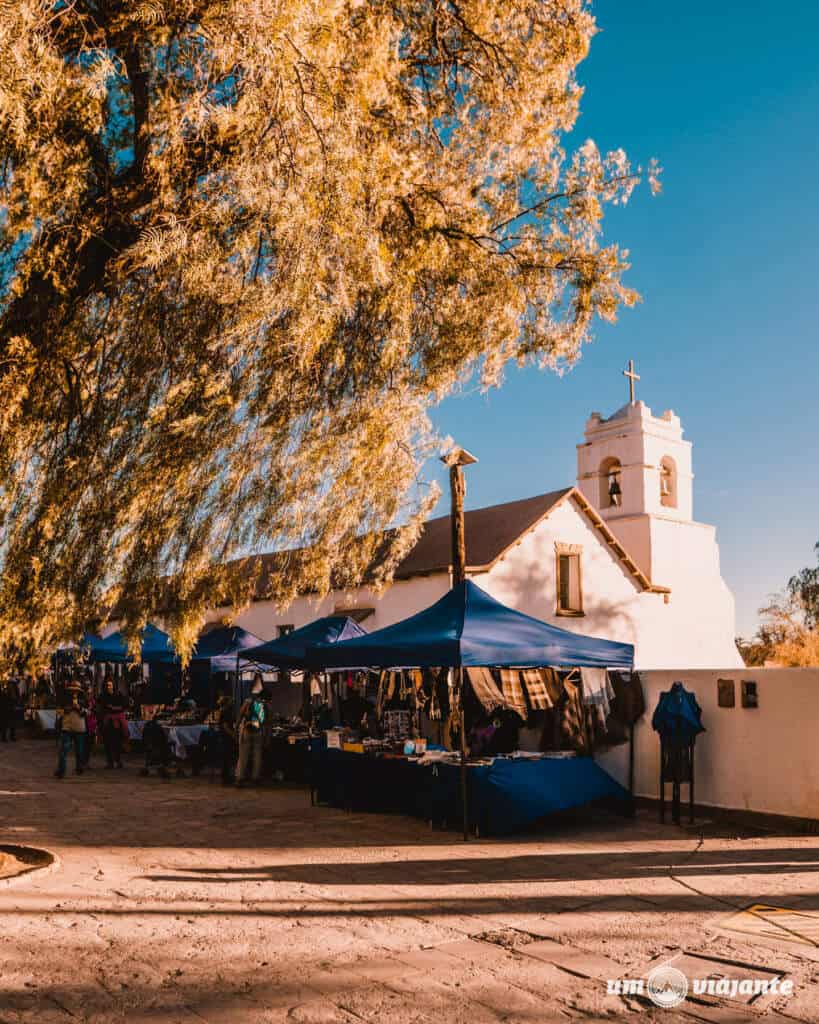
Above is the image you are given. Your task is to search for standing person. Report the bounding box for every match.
[235,675,266,787]
[0,680,16,742]
[216,695,237,785]
[55,689,87,778]
[82,683,97,768]
[99,678,128,769]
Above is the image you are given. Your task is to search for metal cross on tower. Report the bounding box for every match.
[623,359,640,404]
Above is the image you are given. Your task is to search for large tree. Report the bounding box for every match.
[0,1,656,661]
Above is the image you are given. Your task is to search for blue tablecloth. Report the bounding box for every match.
[310,747,629,835]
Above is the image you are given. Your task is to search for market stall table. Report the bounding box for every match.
[26,709,58,733]
[310,745,629,836]
[127,721,208,759]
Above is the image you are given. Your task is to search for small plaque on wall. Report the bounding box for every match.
[741,680,759,708]
[717,678,735,707]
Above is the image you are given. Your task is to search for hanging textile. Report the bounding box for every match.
[520,669,553,711]
[465,667,506,713]
[580,668,614,720]
[376,670,389,718]
[538,668,563,705]
[435,668,450,718]
[609,671,645,725]
[560,678,590,755]
[499,669,527,718]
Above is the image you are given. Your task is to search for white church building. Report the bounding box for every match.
[204,388,742,670]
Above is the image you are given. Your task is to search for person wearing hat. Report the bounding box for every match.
[55,683,87,778]
[235,674,266,787]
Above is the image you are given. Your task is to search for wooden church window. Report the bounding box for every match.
[556,544,583,616]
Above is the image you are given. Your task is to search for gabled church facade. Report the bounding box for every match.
[203,394,742,670]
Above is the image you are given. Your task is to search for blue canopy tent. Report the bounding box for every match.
[188,625,263,707]
[82,623,177,665]
[191,625,263,673]
[82,623,179,704]
[312,580,634,669]
[311,580,633,838]
[241,615,368,669]
[234,615,369,716]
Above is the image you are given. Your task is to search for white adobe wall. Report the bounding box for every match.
[204,574,451,641]
[478,495,741,669]
[596,668,819,820]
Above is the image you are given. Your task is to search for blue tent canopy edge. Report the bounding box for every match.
[241,615,368,669]
[82,622,177,665]
[311,580,633,670]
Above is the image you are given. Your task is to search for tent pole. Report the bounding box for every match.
[459,665,468,841]
[234,653,240,724]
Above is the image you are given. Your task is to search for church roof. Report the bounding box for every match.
[394,488,573,577]
[228,486,665,602]
[117,485,665,622]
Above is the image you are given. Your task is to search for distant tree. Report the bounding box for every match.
[736,632,776,668]
[740,544,819,667]
[0,2,658,663]
[787,542,819,630]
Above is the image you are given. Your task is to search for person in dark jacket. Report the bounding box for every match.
[99,678,128,768]
[0,680,16,742]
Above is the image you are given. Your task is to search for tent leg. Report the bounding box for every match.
[459,666,468,842]
[234,654,240,725]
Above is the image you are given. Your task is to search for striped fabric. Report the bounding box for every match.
[521,669,552,710]
[465,667,506,712]
[500,669,527,716]
[539,668,563,705]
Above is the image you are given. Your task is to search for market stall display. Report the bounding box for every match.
[309,580,635,837]
[310,746,628,836]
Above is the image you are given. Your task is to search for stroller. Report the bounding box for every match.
[139,720,184,778]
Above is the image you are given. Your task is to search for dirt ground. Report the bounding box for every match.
[1,738,818,1024]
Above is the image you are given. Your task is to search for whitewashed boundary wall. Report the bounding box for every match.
[596,668,819,821]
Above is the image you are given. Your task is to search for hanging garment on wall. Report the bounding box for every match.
[499,669,527,718]
[521,669,553,710]
[465,667,506,713]
[609,671,646,725]
[560,678,591,755]
[309,675,322,697]
[580,668,614,719]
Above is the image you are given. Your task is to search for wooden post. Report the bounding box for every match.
[442,448,476,841]
[449,462,467,586]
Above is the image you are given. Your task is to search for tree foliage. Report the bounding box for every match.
[739,542,819,667]
[0,1,656,662]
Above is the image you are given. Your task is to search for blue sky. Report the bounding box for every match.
[426,2,819,638]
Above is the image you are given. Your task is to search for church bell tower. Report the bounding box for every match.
[576,361,694,581]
